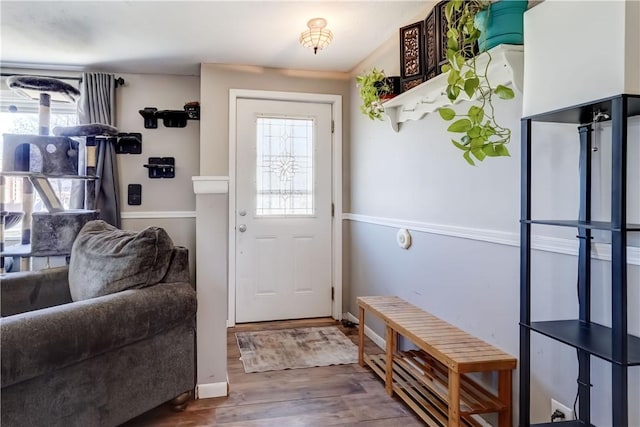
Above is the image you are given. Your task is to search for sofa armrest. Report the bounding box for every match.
[161,246,190,284]
[1,267,72,317]
[1,281,196,388]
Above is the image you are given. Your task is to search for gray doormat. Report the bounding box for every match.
[235,326,359,373]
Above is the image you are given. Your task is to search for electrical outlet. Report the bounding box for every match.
[551,398,574,422]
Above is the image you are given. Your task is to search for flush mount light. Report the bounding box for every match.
[299,17,333,55]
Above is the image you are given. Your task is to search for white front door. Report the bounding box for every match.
[235,98,333,323]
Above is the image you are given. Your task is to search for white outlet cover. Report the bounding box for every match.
[396,228,412,249]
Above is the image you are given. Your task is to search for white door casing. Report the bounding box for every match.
[234,97,334,323]
[228,89,343,327]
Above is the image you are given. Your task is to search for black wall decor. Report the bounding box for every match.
[432,0,478,78]
[422,0,462,82]
[138,104,199,129]
[184,102,200,120]
[156,110,188,128]
[399,21,426,92]
[398,0,478,90]
[143,157,175,178]
[424,7,439,80]
[116,133,142,154]
[139,107,158,129]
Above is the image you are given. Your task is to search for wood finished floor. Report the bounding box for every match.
[124,318,424,426]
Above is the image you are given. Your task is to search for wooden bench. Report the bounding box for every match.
[358,296,517,427]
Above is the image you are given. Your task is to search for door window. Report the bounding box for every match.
[255,117,314,217]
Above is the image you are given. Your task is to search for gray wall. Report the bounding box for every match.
[346,20,639,427]
[196,63,351,386]
[116,73,199,214]
[116,72,200,284]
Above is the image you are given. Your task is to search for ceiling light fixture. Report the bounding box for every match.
[299,17,333,55]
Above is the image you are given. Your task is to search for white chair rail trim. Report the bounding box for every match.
[343,213,640,266]
[121,211,196,219]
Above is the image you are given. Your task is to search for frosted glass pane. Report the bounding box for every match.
[256,117,314,216]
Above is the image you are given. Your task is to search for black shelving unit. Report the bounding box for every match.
[520,94,640,427]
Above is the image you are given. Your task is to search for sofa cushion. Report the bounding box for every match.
[69,220,174,301]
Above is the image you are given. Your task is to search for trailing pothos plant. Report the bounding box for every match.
[356,67,391,121]
[438,0,515,166]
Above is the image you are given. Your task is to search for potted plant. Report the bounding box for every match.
[438,0,527,165]
[356,68,400,121]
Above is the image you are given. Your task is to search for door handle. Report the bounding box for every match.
[239,209,247,217]
[238,224,247,232]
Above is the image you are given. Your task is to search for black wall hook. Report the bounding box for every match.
[139,107,158,129]
[143,157,175,178]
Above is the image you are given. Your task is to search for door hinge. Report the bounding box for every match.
[331,203,335,217]
[331,120,335,134]
[331,286,335,301]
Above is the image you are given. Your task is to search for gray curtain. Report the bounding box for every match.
[76,72,121,228]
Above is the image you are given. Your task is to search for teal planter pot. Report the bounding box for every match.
[475,0,528,51]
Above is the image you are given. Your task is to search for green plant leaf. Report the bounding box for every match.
[495,144,511,157]
[447,68,460,85]
[445,1,454,23]
[446,49,458,70]
[461,135,470,145]
[463,78,479,99]
[446,85,461,101]
[468,126,481,138]
[471,148,487,161]
[468,105,484,124]
[483,144,498,157]
[456,53,466,69]
[494,85,515,100]
[482,125,496,137]
[463,150,475,166]
[465,17,476,34]
[451,139,467,151]
[447,118,472,133]
[447,28,460,41]
[439,108,456,121]
[356,68,389,121]
[470,137,485,148]
[441,64,451,73]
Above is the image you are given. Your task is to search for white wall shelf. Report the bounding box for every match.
[382,44,524,132]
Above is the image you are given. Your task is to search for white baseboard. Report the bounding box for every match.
[196,381,228,399]
[345,312,386,350]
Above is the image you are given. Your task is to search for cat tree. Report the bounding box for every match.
[1,75,116,272]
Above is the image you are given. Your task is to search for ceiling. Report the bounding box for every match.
[0,1,432,76]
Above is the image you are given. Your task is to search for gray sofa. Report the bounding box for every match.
[0,246,197,427]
